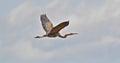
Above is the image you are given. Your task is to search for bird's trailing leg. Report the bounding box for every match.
[35,35,47,38]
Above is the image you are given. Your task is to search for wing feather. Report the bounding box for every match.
[40,14,53,34]
[49,21,69,34]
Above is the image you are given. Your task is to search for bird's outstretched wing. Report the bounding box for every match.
[49,21,69,34]
[40,14,53,34]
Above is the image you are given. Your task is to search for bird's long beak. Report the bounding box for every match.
[70,33,78,35]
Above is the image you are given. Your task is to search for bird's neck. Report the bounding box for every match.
[58,34,67,38]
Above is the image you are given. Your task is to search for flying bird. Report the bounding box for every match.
[35,14,77,38]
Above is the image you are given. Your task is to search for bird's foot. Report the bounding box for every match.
[34,36,44,38]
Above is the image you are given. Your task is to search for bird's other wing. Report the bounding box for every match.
[49,21,69,34]
[40,14,53,34]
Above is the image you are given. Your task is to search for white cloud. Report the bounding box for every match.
[1,36,119,62]
[0,41,57,62]
[61,36,120,54]
[6,1,38,27]
[1,0,120,63]
[12,42,40,60]
[74,0,120,25]
[46,0,59,9]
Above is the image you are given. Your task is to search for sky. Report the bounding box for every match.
[0,0,120,63]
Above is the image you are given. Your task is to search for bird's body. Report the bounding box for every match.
[35,14,77,38]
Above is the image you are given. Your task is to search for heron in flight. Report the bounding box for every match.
[35,14,77,38]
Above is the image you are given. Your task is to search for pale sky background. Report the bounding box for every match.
[0,0,120,63]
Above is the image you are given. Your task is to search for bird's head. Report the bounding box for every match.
[64,33,78,37]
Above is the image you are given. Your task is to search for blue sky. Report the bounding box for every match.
[0,0,120,63]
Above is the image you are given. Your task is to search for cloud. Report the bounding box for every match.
[73,0,120,24]
[12,42,56,61]
[1,35,119,62]
[46,0,59,9]
[0,41,57,62]
[1,0,120,63]
[56,36,120,56]
[6,1,40,27]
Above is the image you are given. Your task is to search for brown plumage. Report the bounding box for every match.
[49,21,69,35]
[35,14,77,38]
